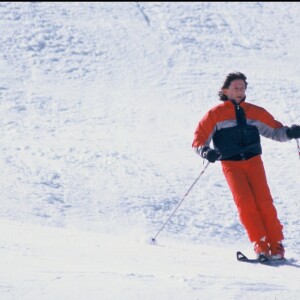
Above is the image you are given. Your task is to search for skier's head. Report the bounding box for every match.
[218,72,248,102]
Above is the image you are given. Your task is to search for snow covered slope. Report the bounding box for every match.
[0,2,300,299]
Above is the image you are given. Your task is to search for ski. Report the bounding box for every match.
[237,251,267,263]
[236,251,286,264]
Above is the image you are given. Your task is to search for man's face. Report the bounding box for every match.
[223,79,246,103]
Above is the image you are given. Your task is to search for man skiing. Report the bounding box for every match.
[192,71,300,259]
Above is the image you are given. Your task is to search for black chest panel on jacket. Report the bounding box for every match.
[212,102,262,160]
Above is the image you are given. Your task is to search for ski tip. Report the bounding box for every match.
[236,251,247,261]
[236,251,261,263]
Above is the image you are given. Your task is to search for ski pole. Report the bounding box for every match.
[297,139,300,159]
[151,161,210,243]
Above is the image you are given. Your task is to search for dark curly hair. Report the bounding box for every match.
[218,72,248,101]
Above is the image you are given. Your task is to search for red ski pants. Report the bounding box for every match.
[221,155,284,243]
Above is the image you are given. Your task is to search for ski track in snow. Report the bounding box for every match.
[0,2,300,299]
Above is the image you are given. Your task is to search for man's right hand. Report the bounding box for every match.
[201,147,220,163]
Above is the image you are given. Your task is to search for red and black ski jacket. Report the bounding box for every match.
[192,100,289,160]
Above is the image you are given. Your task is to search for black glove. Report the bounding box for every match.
[286,124,300,139]
[201,147,220,163]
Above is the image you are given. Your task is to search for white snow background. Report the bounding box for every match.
[0,2,300,300]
